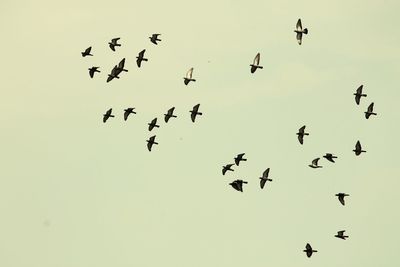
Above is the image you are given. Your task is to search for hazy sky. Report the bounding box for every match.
[1,0,399,266]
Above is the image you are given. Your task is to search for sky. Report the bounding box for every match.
[0,0,399,266]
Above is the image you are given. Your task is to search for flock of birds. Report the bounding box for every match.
[81,18,378,259]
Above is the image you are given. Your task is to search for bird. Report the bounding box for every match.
[149,34,161,45]
[88,67,100,78]
[190,104,202,122]
[303,243,317,258]
[148,118,160,131]
[309,158,322,168]
[103,108,114,123]
[250,53,263,73]
[184,67,196,85]
[335,193,349,206]
[164,107,177,123]
[259,168,273,189]
[116,58,128,73]
[106,66,120,82]
[81,46,93,57]
[294,19,308,45]
[136,49,148,67]
[296,125,309,145]
[353,140,366,156]
[335,230,349,240]
[354,85,367,105]
[109,38,121,51]
[229,180,248,192]
[365,102,377,119]
[323,153,337,163]
[123,108,136,121]
[146,135,158,151]
[222,164,234,175]
[234,153,247,166]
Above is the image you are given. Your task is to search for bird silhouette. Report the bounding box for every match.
[250,53,263,73]
[222,164,234,175]
[234,153,247,166]
[123,108,136,121]
[294,19,308,45]
[149,34,161,45]
[103,108,114,123]
[184,67,196,85]
[81,47,93,57]
[303,243,317,258]
[148,118,160,131]
[335,193,349,206]
[365,102,377,119]
[88,67,100,78]
[323,153,337,163]
[106,66,121,82]
[297,125,309,145]
[147,135,158,151]
[354,85,367,105]
[190,104,202,122]
[309,158,322,168]
[259,168,273,189]
[335,230,349,240]
[164,107,177,123]
[109,38,121,51]
[136,49,148,67]
[229,180,248,192]
[116,58,128,73]
[353,140,366,155]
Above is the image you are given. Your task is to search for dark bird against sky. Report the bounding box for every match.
[303,243,317,258]
[184,67,196,85]
[229,179,248,192]
[103,108,114,123]
[222,164,234,175]
[309,158,322,168]
[335,230,349,240]
[297,125,309,145]
[116,58,128,73]
[295,19,308,45]
[336,193,349,206]
[190,104,202,122]
[148,118,160,131]
[365,102,377,119]
[353,140,366,156]
[106,66,120,83]
[259,168,272,189]
[146,135,158,151]
[136,49,148,68]
[250,53,263,73]
[109,38,121,51]
[88,67,100,78]
[164,107,177,123]
[234,153,247,166]
[81,46,93,57]
[323,153,337,163]
[123,108,136,121]
[149,34,161,45]
[354,85,367,105]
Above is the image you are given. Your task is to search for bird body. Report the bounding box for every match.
[295,19,308,45]
[250,53,263,73]
[136,49,148,67]
[234,153,247,166]
[354,85,367,105]
[149,34,161,45]
[184,67,196,85]
[81,46,93,57]
[164,107,177,123]
[335,230,349,240]
[365,102,377,119]
[190,104,202,122]
[103,108,114,123]
[109,38,121,51]
[88,67,100,78]
[259,168,272,189]
[353,140,366,155]
[296,125,309,145]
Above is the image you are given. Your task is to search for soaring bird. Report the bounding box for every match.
[323,153,337,163]
[303,243,317,258]
[365,102,377,119]
[146,135,158,151]
[335,193,349,206]
[106,66,120,82]
[190,104,202,122]
[353,140,366,156]
[354,85,367,105]
[296,125,309,145]
[250,53,263,73]
[109,38,121,51]
[309,158,322,168]
[164,107,177,123]
[88,67,100,78]
[184,67,196,85]
[222,164,234,175]
[234,153,247,166]
[229,180,248,192]
[149,34,161,45]
[103,108,114,123]
[81,46,93,57]
[259,168,273,189]
[116,58,128,73]
[335,230,349,240]
[148,118,160,131]
[294,19,308,45]
[136,49,148,67]
[123,108,136,121]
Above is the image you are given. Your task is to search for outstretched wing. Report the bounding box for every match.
[186,67,194,79]
[312,158,320,166]
[191,111,196,122]
[338,195,345,206]
[109,43,115,51]
[356,85,363,95]
[355,141,361,151]
[138,49,146,58]
[298,134,304,144]
[193,104,200,113]
[167,107,175,116]
[296,32,302,45]
[367,102,374,112]
[118,58,126,69]
[85,47,92,54]
[299,125,306,134]
[253,53,260,65]
[263,168,270,178]
[112,37,120,43]
[124,110,129,121]
[338,230,345,235]
[260,179,266,189]
[296,19,303,31]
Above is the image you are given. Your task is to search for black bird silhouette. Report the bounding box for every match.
[365,102,377,119]
[335,193,349,206]
[234,153,247,166]
[309,158,322,168]
[229,180,248,192]
[323,153,337,163]
[103,108,114,123]
[259,168,273,189]
[109,38,121,51]
[303,243,317,258]
[296,125,309,145]
[190,104,202,122]
[116,58,128,73]
[222,164,234,175]
[81,47,93,57]
[335,230,349,240]
[148,118,160,131]
[123,108,136,121]
[184,67,196,85]
[295,19,308,45]
[88,67,100,78]
[149,34,161,45]
[164,107,177,123]
[354,85,367,105]
[353,140,366,156]
[106,66,120,82]
[146,135,158,151]
[136,49,148,68]
[250,53,263,73]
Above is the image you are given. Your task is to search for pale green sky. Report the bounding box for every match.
[0,0,399,266]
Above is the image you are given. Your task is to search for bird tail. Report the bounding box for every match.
[303,28,308,34]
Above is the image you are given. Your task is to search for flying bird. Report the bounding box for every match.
[294,19,308,45]
[259,168,273,189]
[149,34,161,45]
[222,164,234,175]
[164,107,177,123]
[136,49,148,67]
[106,66,120,82]
[184,67,196,85]
[190,104,202,122]
[109,38,121,51]
[88,67,100,78]
[148,118,160,131]
[353,140,366,155]
[335,230,349,240]
[123,108,136,121]
[354,85,367,105]
[309,158,322,168]
[303,243,317,258]
[335,193,349,206]
[234,153,247,166]
[296,125,309,145]
[250,53,263,73]
[229,180,248,192]
[323,153,337,163]
[116,58,128,73]
[146,135,158,151]
[103,108,114,123]
[365,102,377,119]
[81,46,93,57]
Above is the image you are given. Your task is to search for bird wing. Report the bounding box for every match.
[136,57,142,67]
[296,32,302,44]
[191,111,196,122]
[231,182,240,191]
[167,107,175,116]
[222,167,227,175]
[339,195,345,205]
[193,104,200,113]
[106,108,112,116]
[299,125,306,134]
[367,102,374,112]
[124,110,129,121]
[89,68,94,78]
[306,250,312,258]
[186,68,194,79]
[147,141,153,151]
[312,158,319,166]
[253,53,260,65]
[306,243,311,250]
[298,135,304,144]
[338,230,345,235]
[263,168,270,178]
[260,178,266,189]
[355,94,361,105]
[118,58,126,69]
[356,85,363,94]
[85,47,92,54]
[112,37,120,43]
[106,75,114,82]
[109,43,115,51]
[296,19,303,31]
[138,49,146,58]
[356,141,361,151]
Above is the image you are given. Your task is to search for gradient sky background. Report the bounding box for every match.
[1,0,399,266]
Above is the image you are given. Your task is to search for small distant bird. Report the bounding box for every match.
[234,153,247,166]
[297,125,309,145]
[184,67,196,85]
[323,153,337,163]
[250,53,263,73]
[259,168,273,189]
[222,164,234,175]
[164,107,177,123]
[123,108,136,121]
[88,67,100,78]
[146,135,158,151]
[81,46,93,57]
[149,34,161,45]
[354,85,367,105]
[103,108,114,123]
[109,38,121,51]
[190,104,202,122]
[303,243,317,258]
[136,49,148,67]
[335,230,349,240]
[309,158,322,168]
[353,140,366,156]
[229,179,248,192]
[116,58,128,73]
[148,118,160,131]
[106,66,120,82]
[335,193,349,206]
[365,102,377,119]
[295,19,308,45]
